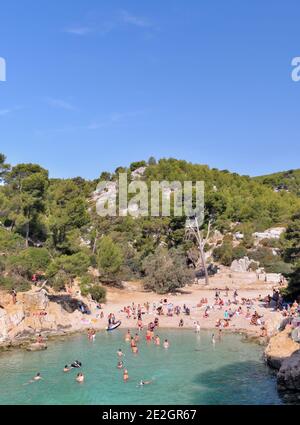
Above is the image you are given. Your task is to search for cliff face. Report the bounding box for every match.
[264,326,300,370]
[0,289,89,348]
[277,351,300,392]
[265,325,300,395]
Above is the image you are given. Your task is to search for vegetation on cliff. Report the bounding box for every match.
[1,153,300,295]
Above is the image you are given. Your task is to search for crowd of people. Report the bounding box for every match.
[114,317,171,383]
[27,286,300,387]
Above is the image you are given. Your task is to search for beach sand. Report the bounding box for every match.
[86,281,283,338]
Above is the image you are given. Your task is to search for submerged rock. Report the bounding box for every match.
[26,342,47,352]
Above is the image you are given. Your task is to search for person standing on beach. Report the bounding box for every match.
[195,322,201,333]
[11,288,17,304]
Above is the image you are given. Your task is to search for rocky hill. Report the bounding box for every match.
[254,169,300,197]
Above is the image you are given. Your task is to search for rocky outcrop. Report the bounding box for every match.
[277,350,300,392]
[0,289,95,349]
[0,308,8,343]
[20,289,49,311]
[230,257,253,273]
[131,166,147,179]
[265,327,300,370]
[253,227,285,241]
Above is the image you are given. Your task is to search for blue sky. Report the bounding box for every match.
[0,0,300,179]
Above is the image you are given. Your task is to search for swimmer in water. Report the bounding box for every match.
[154,336,161,346]
[117,361,124,369]
[33,373,43,382]
[117,349,124,358]
[64,365,71,373]
[132,345,139,354]
[76,373,85,384]
[139,380,153,386]
[125,330,131,342]
[212,333,216,344]
[123,369,129,382]
[195,322,201,333]
[163,339,170,349]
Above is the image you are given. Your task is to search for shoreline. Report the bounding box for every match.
[0,284,282,352]
[0,324,270,354]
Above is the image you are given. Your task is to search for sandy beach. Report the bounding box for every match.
[0,272,284,349]
[83,281,283,339]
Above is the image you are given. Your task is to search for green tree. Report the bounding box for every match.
[47,179,89,253]
[46,252,90,287]
[284,212,300,263]
[130,161,147,172]
[142,247,193,294]
[0,153,10,182]
[148,156,157,166]
[7,248,50,279]
[89,285,107,303]
[213,238,234,266]
[285,262,300,300]
[97,236,123,279]
[5,163,49,246]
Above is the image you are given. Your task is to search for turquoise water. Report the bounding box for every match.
[0,330,282,405]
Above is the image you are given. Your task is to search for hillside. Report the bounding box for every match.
[254,169,300,197]
[0,154,300,297]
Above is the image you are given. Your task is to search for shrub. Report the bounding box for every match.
[0,228,24,253]
[130,161,147,172]
[213,241,233,266]
[249,261,259,271]
[49,270,69,291]
[7,248,50,279]
[264,261,293,274]
[89,285,106,303]
[260,238,281,248]
[0,275,30,292]
[248,247,274,265]
[142,247,194,294]
[232,245,248,260]
[79,274,93,296]
[47,252,90,281]
[249,246,292,274]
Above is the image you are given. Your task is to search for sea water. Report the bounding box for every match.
[0,330,282,405]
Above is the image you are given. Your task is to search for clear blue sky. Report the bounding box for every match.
[0,0,300,179]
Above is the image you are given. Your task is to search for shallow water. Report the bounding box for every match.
[0,329,282,405]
